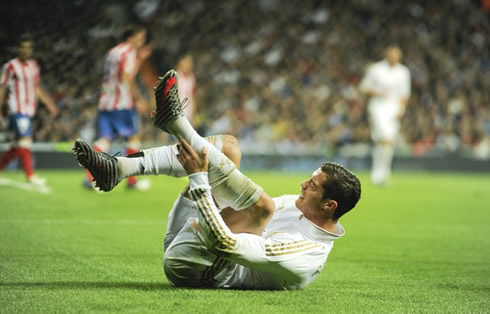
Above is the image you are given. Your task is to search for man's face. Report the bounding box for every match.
[130,30,147,49]
[179,56,193,73]
[386,48,402,66]
[296,169,328,212]
[18,40,34,60]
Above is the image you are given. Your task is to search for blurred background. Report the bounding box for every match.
[0,0,489,171]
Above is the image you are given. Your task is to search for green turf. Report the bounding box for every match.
[0,170,489,313]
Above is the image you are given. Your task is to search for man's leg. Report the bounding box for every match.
[126,136,141,188]
[73,135,228,192]
[371,141,384,184]
[16,137,35,181]
[370,110,396,185]
[164,136,241,250]
[153,70,266,212]
[163,193,195,251]
[116,135,229,178]
[0,145,19,173]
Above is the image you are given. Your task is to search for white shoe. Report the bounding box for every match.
[28,175,47,187]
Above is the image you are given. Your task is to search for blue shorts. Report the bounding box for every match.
[97,109,140,140]
[9,114,33,138]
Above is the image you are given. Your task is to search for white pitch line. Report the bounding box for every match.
[0,177,51,194]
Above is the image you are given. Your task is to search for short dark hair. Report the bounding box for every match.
[121,25,145,41]
[19,34,34,46]
[320,162,361,220]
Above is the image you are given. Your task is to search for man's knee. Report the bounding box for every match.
[221,192,275,235]
[221,135,241,168]
[253,192,275,219]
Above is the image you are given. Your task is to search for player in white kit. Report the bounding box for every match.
[0,35,58,185]
[360,46,411,185]
[73,70,361,290]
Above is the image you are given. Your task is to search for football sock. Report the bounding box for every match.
[17,147,34,179]
[381,144,394,181]
[126,147,140,186]
[0,147,19,171]
[116,136,223,179]
[371,144,394,184]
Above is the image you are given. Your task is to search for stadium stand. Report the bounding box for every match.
[0,0,489,160]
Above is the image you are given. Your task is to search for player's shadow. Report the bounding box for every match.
[0,281,172,291]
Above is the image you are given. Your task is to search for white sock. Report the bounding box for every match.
[116,136,225,179]
[371,144,394,184]
[167,118,236,178]
[116,156,144,180]
[371,145,384,184]
[380,145,394,181]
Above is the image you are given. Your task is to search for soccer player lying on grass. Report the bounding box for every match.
[73,70,361,290]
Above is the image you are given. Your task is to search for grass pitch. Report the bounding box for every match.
[0,169,489,313]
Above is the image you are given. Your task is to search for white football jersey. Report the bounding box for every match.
[181,173,345,290]
[360,60,411,114]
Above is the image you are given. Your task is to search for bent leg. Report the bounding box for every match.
[116,135,238,179]
[164,135,240,248]
[163,193,195,251]
[126,135,142,187]
[220,192,275,235]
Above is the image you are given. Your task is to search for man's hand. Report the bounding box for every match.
[135,98,148,114]
[50,105,59,118]
[176,139,209,175]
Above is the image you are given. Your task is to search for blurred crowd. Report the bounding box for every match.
[1,0,489,158]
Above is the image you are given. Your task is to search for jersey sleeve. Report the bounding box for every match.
[359,64,376,93]
[187,173,322,283]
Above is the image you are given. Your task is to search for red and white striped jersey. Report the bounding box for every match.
[177,70,196,121]
[98,43,138,111]
[1,58,40,117]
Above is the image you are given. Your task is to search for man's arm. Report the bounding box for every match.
[398,69,411,119]
[359,65,385,98]
[0,85,6,126]
[125,44,153,114]
[122,72,146,113]
[37,86,58,117]
[0,63,10,126]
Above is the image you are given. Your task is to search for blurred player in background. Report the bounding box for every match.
[0,35,58,186]
[84,25,152,190]
[360,46,411,185]
[176,54,197,125]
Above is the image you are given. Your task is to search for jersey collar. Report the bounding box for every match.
[299,214,345,242]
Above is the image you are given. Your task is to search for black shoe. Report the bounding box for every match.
[73,139,121,192]
[151,69,187,133]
